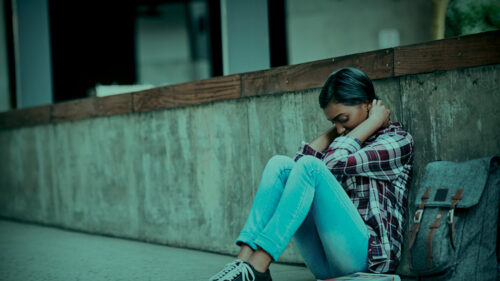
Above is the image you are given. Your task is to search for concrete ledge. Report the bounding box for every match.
[1,64,499,266]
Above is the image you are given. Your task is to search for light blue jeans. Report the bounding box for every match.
[235,155,369,279]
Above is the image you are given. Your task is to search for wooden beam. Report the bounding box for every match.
[394,30,500,76]
[241,48,393,97]
[133,74,241,112]
[0,105,51,129]
[1,30,499,129]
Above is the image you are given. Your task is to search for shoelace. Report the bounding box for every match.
[209,259,243,281]
[221,262,255,281]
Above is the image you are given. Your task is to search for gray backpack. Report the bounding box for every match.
[405,156,500,280]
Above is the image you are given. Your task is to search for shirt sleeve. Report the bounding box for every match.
[322,131,414,181]
[294,141,325,162]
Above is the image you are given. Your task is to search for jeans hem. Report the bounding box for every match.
[254,233,283,261]
[235,233,258,251]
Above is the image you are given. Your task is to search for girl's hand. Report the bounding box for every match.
[368,99,391,129]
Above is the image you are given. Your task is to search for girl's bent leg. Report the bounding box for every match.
[250,155,368,276]
[235,155,295,250]
[292,211,332,279]
[293,157,369,279]
[251,155,326,260]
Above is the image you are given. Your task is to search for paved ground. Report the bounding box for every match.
[0,219,316,281]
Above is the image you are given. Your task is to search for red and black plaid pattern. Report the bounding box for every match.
[295,122,414,273]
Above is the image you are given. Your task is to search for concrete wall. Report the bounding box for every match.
[0,64,499,265]
[13,0,53,108]
[286,0,434,64]
[135,0,436,85]
[0,0,11,112]
[136,2,211,87]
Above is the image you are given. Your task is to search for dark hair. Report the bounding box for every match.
[318,67,378,109]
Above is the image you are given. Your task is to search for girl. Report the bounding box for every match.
[209,67,414,281]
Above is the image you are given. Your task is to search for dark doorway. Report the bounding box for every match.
[48,1,137,102]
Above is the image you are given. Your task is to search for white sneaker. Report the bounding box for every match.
[209,259,244,281]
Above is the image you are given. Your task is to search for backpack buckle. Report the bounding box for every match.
[447,209,455,224]
[414,209,424,223]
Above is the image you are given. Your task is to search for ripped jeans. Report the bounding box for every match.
[235,155,369,279]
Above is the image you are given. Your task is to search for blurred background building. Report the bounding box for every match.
[0,0,498,112]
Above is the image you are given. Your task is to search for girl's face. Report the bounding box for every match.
[323,101,371,135]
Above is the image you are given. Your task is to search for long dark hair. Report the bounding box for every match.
[318,67,378,109]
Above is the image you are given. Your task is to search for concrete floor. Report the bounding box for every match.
[0,219,316,281]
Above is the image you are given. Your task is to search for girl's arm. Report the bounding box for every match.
[295,100,390,162]
[318,100,412,181]
[308,126,340,152]
[323,130,414,181]
[294,126,339,162]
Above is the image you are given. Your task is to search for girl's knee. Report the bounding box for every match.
[296,155,322,168]
[266,155,294,170]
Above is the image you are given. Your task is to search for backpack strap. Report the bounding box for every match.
[408,188,431,251]
[408,188,431,269]
[427,210,445,268]
[447,189,464,250]
[426,189,464,268]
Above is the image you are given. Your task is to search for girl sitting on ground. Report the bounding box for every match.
[209,67,414,281]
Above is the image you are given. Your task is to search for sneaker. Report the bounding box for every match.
[209,259,244,281]
[219,261,272,281]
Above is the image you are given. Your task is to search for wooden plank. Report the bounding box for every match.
[241,48,393,97]
[96,93,133,116]
[51,98,98,123]
[2,31,500,128]
[0,105,51,129]
[394,30,500,76]
[133,74,241,112]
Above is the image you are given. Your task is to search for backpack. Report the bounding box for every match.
[405,156,500,281]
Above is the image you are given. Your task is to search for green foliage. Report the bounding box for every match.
[446,0,500,36]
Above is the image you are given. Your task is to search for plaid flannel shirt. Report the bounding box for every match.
[294,122,414,273]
